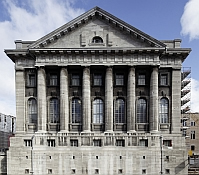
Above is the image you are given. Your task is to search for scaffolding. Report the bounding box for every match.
[181,67,191,114]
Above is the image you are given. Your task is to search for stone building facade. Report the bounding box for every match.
[5,7,191,175]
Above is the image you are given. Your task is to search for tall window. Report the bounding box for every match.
[116,74,124,86]
[72,98,82,123]
[160,74,168,85]
[191,131,195,139]
[49,98,59,123]
[93,99,104,123]
[94,74,102,86]
[28,98,37,123]
[137,98,147,123]
[28,74,36,87]
[159,98,169,123]
[115,99,125,123]
[138,74,146,85]
[50,74,58,86]
[72,74,80,86]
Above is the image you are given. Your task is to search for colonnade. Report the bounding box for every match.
[36,66,159,133]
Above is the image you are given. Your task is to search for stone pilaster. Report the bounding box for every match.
[149,67,159,132]
[171,68,181,133]
[127,67,136,132]
[37,67,47,131]
[60,67,69,132]
[15,70,25,133]
[105,67,113,132]
[82,67,91,132]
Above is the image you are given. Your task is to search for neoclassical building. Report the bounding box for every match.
[5,7,191,175]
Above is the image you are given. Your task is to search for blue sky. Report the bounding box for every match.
[0,0,199,115]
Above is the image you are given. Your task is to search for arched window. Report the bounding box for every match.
[115,99,125,123]
[137,98,147,123]
[93,99,104,123]
[49,98,59,123]
[92,36,103,44]
[28,98,37,123]
[159,98,169,123]
[72,98,82,123]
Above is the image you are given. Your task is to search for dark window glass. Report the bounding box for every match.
[138,74,145,85]
[92,36,103,43]
[72,75,80,86]
[28,74,36,86]
[137,99,147,123]
[116,74,124,86]
[50,98,59,123]
[94,74,102,86]
[93,99,104,123]
[115,99,125,123]
[50,74,57,86]
[159,98,169,123]
[160,74,168,85]
[28,98,37,123]
[72,98,82,123]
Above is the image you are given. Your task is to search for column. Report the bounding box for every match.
[171,68,181,133]
[15,70,25,133]
[82,67,91,132]
[37,67,47,131]
[60,67,69,132]
[127,67,136,132]
[105,67,113,132]
[149,67,159,132]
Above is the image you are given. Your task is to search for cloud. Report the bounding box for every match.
[0,0,84,115]
[181,0,199,40]
[191,78,199,112]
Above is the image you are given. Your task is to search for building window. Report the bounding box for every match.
[50,74,57,86]
[95,169,99,174]
[182,130,186,137]
[115,99,125,123]
[137,98,147,123]
[24,140,32,147]
[72,98,82,123]
[116,74,124,86]
[47,139,55,147]
[191,131,195,139]
[191,121,195,126]
[94,74,102,86]
[71,169,76,174]
[191,145,195,151]
[28,74,36,87]
[70,140,78,147]
[165,169,170,174]
[160,74,168,85]
[182,120,187,126]
[93,99,104,123]
[139,139,148,147]
[163,140,172,147]
[92,36,103,43]
[48,169,52,174]
[142,169,146,174]
[25,169,29,174]
[118,169,123,174]
[93,139,101,147]
[116,139,125,147]
[49,98,59,123]
[28,98,37,124]
[159,98,169,123]
[72,74,80,86]
[138,74,145,85]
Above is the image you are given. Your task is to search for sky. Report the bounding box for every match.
[0,0,199,116]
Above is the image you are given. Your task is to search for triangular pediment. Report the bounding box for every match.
[29,7,166,49]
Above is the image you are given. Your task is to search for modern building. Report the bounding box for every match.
[5,7,191,175]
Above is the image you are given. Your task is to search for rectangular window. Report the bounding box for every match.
[118,169,123,174]
[139,139,148,147]
[138,74,145,85]
[182,130,186,137]
[116,139,125,147]
[191,131,195,139]
[163,140,172,147]
[191,121,195,126]
[72,75,80,86]
[50,74,57,86]
[191,145,195,151]
[48,169,52,174]
[160,74,168,85]
[70,139,78,147]
[165,169,170,174]
[25,169,29,174]
[93,139,101,147]
[28,74,36,87]
[142,169,146,174]
[182,120,187,126]
[47,139,55,147]
[116,74,124,86]
[24,140,32,147]
[94,74,102,86]
[95,169,99,174]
